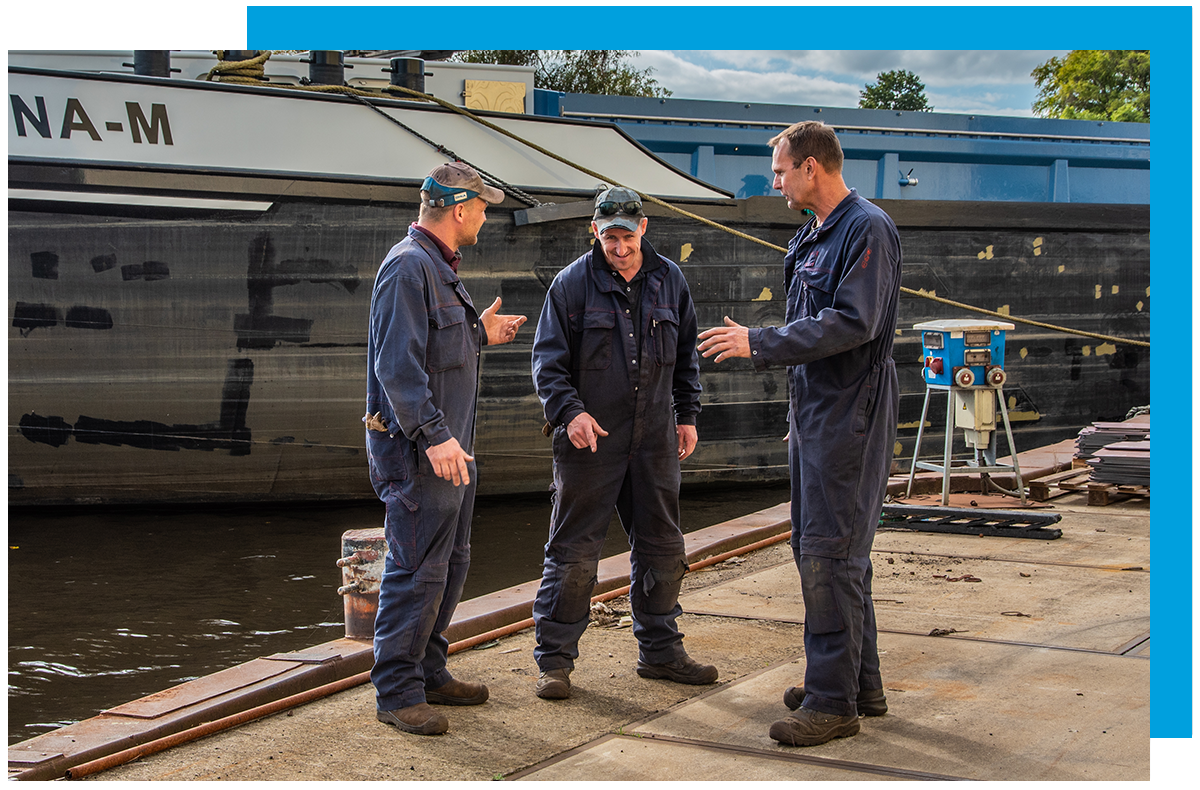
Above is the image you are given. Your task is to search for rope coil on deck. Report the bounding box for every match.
[196,51,1150,350]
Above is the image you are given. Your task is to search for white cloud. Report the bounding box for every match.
[638,52,861,106]
[632,50,1067,117]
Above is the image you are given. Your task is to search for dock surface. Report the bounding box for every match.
[72,491,1148,782]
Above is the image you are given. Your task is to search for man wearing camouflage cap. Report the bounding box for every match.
[529,186,716,700]
[365,162,526,735]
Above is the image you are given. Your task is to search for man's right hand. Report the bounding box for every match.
[566,412,608,452]
[425,437,474,486]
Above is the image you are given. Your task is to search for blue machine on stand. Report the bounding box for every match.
[906,319,1026,506]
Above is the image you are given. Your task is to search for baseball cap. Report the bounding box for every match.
[421,162,506,207]
[592,186,646,234]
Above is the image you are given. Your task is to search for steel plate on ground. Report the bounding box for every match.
[632,633,1148,781]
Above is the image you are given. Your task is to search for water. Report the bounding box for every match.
[6,484,789,745]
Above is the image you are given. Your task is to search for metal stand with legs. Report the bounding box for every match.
[905,384,1026,506]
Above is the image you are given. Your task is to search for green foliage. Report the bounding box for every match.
[1031,50,1149,122]
[454,50,671,98]
[858,70,932,112]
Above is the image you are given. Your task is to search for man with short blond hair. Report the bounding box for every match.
[365,162,526,735]
[699,121,902,747]
[768,120,845,174]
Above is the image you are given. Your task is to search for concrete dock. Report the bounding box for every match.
[56,482,1147,782]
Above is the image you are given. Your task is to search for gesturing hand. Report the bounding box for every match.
[480,297,527,345]
[697,316,751,362]
[566,412,608,452]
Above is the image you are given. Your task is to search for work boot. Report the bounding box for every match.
[425,677,489,706]
[636,653,718,685]
[769,706,860,747]
[376,702,449,736]
[783,685,887,716]
[535,668,571,700]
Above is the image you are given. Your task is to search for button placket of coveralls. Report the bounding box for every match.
[449,276,484,450]
[629,270,664,454]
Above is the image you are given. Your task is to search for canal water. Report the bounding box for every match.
[6,484,790,745]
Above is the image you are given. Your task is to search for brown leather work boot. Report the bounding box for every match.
[425,677,489,706]
[535,668,571,700]
[636,653,718,685]
[769,706,860,746]
[784,685,887,716]
[376,702,449,735]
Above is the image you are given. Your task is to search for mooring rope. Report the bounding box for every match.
[199,51,1150,350]
[197,50,273,83]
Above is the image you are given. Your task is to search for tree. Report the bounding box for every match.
[454,50,671,97]
[1031,50,1149,123]
[859,70,932,111]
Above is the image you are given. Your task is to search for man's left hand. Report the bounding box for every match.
[480,297,527,345]
[697,316,751,362]
[676,424,698,460]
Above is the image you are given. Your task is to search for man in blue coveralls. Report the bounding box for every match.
[699,121,902,746]
[365,162,527,736]
[529,187,718,700]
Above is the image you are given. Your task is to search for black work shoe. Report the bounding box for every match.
[535,668,571,700]
[783,685,887,716]
[426,677,489,706]
[636,654,718,685]
[769,706,860,747]
[377,702,449,735]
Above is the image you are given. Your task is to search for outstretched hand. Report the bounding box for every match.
[697,316,751,362]
[480,297,527,346]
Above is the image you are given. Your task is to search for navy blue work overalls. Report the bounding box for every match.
[530,238,702,671]
[365,227,485,712]
[748,190,902,717]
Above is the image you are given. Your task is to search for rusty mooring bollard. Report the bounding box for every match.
[337,527,385,640]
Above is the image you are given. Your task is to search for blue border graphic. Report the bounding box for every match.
[248,4,1191,739]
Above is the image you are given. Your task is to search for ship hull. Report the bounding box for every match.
[8,163,1149,505]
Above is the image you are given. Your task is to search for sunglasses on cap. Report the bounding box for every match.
[596,200,642,217]
[421,176,479,207]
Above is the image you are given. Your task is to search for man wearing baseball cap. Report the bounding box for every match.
[529,186,715,700]
[365,162,526,735]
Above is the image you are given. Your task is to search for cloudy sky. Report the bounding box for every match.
[628,51,1068,117]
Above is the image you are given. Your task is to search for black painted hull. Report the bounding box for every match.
[8,171,1150,505]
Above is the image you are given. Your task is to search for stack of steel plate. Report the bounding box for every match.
[1075,419,1151,460]
[1086,439,1151,487]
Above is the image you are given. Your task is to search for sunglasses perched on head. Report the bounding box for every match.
[596,200,642,216]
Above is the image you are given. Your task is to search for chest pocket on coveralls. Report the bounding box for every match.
[796,263,838,319]
[651,306,680,366]
[426,304,467,372]
[576,310,615,370]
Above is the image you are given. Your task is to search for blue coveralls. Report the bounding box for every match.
[365,226,486,712]
[530,237,702,671]
[748,190,902,717]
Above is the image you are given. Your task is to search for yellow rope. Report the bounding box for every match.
[194,54,1150,350]
[199,50,273,83]
[895,289,1149,347]
[376,85,1150,350]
